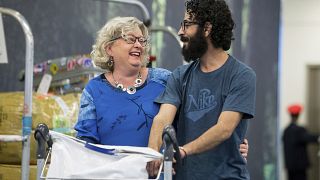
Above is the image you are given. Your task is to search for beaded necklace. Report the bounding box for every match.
[111,72,142,94]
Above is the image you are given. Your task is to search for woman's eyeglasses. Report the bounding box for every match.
[180,20,199,31]
[110,34,149,47]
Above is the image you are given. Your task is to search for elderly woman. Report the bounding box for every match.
[74,17,249,155]
[74,17,170,147]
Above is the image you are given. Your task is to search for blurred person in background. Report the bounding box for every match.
[283,104,320,180]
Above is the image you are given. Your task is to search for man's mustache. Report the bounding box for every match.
[180,36,190,43]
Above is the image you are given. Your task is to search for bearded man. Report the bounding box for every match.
[147,0,256,179]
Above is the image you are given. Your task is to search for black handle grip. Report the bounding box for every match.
[162,125,181,167]
[34,123,51,159]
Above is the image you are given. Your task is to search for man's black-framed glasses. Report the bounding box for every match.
[180,20,199,31]
[109,34,149,47]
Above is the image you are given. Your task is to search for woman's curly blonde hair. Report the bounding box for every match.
[91,17,150,72]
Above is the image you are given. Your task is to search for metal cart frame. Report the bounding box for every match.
[0,7,34,180]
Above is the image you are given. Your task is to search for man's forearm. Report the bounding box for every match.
[183,111,242,155]
[148,104,177,151]
[183,123,232,155]
[148,115,169,151]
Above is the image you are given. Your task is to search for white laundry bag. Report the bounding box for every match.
[46,131,163,180]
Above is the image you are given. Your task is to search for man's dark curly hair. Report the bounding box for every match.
[185,0,234,51]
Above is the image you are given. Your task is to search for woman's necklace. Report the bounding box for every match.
[111,72,143,94]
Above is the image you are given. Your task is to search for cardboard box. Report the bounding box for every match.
[0,133,37,165]
[0,164,37,180]
[0,92,81,134]
[0,92,80,164]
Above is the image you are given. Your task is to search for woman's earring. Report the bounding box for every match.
[107,57,114,67]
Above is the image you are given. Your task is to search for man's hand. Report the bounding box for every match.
[146,160,162,178]
[240,138,249,161]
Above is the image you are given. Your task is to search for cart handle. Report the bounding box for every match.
[162,124,181,168]
[35,123,52,159]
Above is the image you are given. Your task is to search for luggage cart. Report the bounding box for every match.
[35,124,180,180]
[0,7,34,180]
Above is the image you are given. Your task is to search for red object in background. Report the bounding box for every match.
[149,55,157,62]
[287,104,303,115]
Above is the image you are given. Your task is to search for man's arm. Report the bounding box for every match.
[148,103,178,151]
[147,104,177,177]
[300,128,320,144]
[181,111,242,156]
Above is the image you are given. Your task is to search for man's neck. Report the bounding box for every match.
[199,44,229,72]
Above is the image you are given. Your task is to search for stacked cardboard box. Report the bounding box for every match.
[0,164,38,180]
[0,92,81,165]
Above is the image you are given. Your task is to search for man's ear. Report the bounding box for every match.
[204,22,212,37]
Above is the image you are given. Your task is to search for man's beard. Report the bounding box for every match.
[181,28,208,63]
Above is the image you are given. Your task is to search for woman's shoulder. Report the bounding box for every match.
[84,74,105,90]
[148,68,172,85]
[149,67,171,76]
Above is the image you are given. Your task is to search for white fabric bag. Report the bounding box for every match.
[46,131,163,179]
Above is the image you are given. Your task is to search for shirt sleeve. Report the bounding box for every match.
[74,88,100,143]
[154,67,182,108]
[223,68,256,119]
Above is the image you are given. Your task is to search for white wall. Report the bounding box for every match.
[280,0,320,179]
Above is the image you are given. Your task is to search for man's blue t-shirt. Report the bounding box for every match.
[155,55,256,180]
[74,68,170,147]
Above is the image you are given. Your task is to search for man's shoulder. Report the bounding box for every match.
[231,56,255,75]
[285,123,306,132]
[225,56,256,82]
[172,61,198,77]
